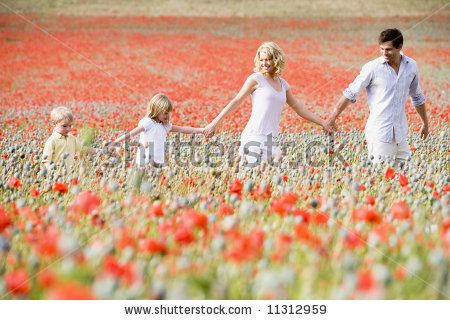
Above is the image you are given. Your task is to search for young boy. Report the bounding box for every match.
[42,107,81,169]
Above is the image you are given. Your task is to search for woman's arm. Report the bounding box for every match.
[171,125,204,134]
[286,89,334,133]
[203,76,258,137]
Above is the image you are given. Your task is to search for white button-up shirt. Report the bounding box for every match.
[343,53,426,143]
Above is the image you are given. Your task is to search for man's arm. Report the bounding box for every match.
[326,95,353,128]
[409,67,428,140]
[415,103,429,139]
[326,62,372,128]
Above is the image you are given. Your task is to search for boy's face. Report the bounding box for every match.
[156,112,171,124]
[55,120,73,136]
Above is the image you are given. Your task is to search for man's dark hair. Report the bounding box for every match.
[378,28,403,48]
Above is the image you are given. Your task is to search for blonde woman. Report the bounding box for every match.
[204,41,334,165]
[109,93,204,166]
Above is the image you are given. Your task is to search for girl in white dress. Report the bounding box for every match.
[109,93,204,167]
[204,41,334,166]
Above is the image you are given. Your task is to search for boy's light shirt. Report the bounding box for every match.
[42,131,81,168]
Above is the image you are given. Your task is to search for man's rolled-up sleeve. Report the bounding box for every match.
[409,70,426,107]
[343,62,373,103]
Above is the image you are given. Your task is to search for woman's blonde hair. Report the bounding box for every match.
[253,41,286,76]
[145,93,173,119]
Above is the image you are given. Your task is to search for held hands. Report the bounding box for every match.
[203,123,217,138]
[322,117,338,134]
[102,141,119,156]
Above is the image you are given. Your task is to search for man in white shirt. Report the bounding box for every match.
[326,28,429,166]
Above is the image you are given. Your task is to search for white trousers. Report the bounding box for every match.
[367,138,410,164]
[239,134,281,166]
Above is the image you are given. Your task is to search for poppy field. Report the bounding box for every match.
[0,11,449,299]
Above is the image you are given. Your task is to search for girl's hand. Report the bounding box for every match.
[203,123,216,138]
[102,141,119,155]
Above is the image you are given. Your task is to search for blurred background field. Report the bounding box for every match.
[1,0,449,17]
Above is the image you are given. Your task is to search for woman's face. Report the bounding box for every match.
[259,50,275,75]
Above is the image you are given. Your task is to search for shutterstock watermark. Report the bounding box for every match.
[104,133,348,169]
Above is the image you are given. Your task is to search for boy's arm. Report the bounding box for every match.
[170,125,204,134]
[42,138,54,168]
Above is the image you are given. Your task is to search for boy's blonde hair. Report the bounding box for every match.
[145,93,173,119]
[253,41,286,76]
[50,107,74,123]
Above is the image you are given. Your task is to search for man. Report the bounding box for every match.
[326,28,429,166]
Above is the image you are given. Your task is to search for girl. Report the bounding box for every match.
[203,41,335,166]
[109,93,204,167]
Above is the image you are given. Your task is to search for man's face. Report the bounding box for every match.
[379,41,402,63]
[55,120,73,136]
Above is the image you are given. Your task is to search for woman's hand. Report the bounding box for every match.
[203,123,217,138]
[321,119,336,134]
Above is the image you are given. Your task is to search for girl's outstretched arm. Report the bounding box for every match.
[171,126,204,134]
[286,89,335,133]
[203,76,258,137]
[111,126,144,145]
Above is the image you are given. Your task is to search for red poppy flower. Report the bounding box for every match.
[34,227,59,257]
[292,208,310,223]
[391,201,411,220]
[0,206,12,232]
[357,270,375,292]
[52,182,68,194]
[146,202,164,217]
[365,195,375,205]
[385,167,395,180]
[344,229,365,250]
[225,228,265,263]
[71,191,101,215]
[398,174,409,187]
[217,204,234,216]
[140,238,167,254]
[311,211,329,226]
[174,226,195,245]
[37,270,57,289]
[8,176,22,189]
[31,188,40,197]
[181,209,208,232]
[5,270,30,296]
[352,207,381,223]
[251,183,272,200]
[47,282,95,299]
[228,179,243,197]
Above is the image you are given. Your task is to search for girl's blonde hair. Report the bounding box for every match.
[145,93,173,119]
[253,41,286,76]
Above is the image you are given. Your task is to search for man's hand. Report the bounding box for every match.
[323,117,338,133]
[420,123,429,140]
